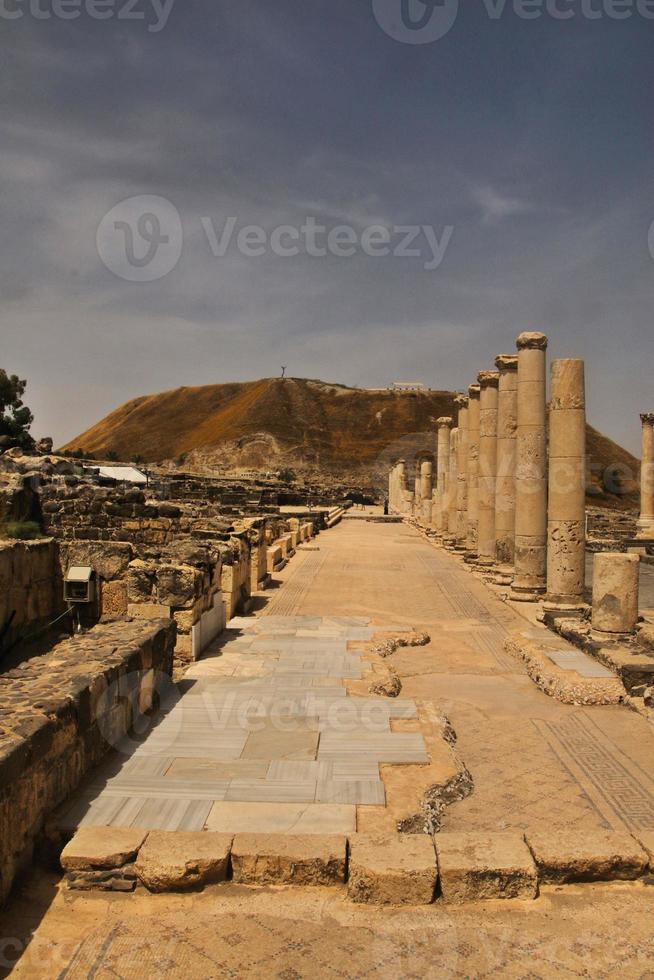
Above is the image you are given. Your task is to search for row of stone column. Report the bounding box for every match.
[389,332,589,609]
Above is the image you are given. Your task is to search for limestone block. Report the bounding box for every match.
[347,833,437,905]
[231,834,346,885]
[127,560,155,602]
[135,831,233,892]
[435,832,537,903]
[156,564,201,608]
[525,831,648,883]
[175,632,193,660]
[59,541,133,581]
[127,602,172,621]
[173,607,200,633]
[61,827,147,871]
[592,552,639,634]
[267,545,283,573]
[101,579,128,618]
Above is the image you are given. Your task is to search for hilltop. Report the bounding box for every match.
[62,377,639,506]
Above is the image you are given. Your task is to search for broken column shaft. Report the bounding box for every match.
[546,358,587,610]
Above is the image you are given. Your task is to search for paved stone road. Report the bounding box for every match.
[6,518,654,978]
[58,615,427,835]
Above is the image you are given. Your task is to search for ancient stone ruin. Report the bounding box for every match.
[1,353,654,975]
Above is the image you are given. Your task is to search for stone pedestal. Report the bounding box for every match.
[436,418,453,536]
[637,413,654,540]
[591,553,639,636]
[494,355,518,583]
[511,332,548,601]
[545,359,587,611]
[465,385,481,555]
[455,395,469,549]
[420,458,434,526]
[477,371,500,565]
[445,427,459,544]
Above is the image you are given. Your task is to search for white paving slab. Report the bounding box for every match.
[57,615,427,834]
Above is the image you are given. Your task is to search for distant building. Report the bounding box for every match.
[391,382,428,392]
[93,465,148,485]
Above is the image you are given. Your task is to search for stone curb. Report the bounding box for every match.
[504,631,626,705]
[59,827,654,901]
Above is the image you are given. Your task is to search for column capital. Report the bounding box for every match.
[641,413,654,424]
[437,416,453,429]
[468,383,481,399]
[516,331,548,351]
[495,353,518,372]
[454,393,469,409]
[478,370,500,388]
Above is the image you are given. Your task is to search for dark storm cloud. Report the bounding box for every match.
[1,0,652,452]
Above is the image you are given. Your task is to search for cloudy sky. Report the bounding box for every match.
[2,0,653,453]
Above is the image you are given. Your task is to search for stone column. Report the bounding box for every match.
[396,459,409,515]
[546,359,587,610]
[465,384,481,554]
[455,395,469,548]
[592,553,639,636]
[436,417,453,535]
[388,466,395,513]
[494,355,518,579]
[413,462,421,518]
[391,463,401,514]
[637,413,654,539]
[446,427,459,541]
[420,458,433,525]
[511,332,548,601]
[477,370,500,565]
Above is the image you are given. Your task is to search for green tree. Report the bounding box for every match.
[0,370,34,450]
[106,450,119,462]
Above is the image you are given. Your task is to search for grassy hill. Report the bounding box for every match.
[62,377,639,506]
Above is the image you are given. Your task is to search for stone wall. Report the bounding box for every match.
[0,539,61,653]
[0,618,176,906]
[41,478,188,545]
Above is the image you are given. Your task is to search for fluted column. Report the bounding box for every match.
[546,358,586,610]
[465,384,481,554]
[446,427,459,541]
[511,332,548,600]
[420,458,434,525]
[436,417,453,535]
[495,355,518,579]
[477,370,500,564]
[455,395,469,548]
[637,413,654,539]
